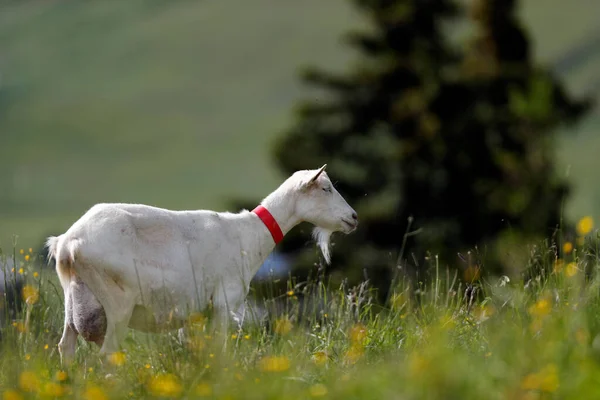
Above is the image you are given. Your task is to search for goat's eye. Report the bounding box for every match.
[322,187,332,193]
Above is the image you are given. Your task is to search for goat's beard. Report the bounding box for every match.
[312,227,333,264]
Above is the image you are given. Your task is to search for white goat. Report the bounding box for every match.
[46,165,357,363]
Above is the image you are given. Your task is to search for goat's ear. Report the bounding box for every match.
[307,164,327,186]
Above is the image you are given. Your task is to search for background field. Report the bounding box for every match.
[0,0,599,248]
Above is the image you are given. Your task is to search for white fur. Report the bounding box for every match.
[46,165,357,363]
[312,228,333,264]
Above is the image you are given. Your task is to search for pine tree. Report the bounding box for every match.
[263,0,591,301]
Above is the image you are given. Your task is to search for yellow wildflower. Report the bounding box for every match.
[28,248,32,253]
[188,312,205,326]
[408,353,429,377]
[287,290,294,296]
[474,304,495,322]
[521,364,559,393]
[528,298,551,317]
[349,323,367,344]
[344,345,364,365]
[563,241,573,254]
[309,384,328,397]
[108,351,126,366]
[44,344,49,350]
[41,382,66,398]
[244,334,250,340]
[24,354,31,361]
[18,268,23,275]
[19,371,40,392]
[2,389,24,400]
[147,373,182,398]
[258,356,290,372]
[274,317,293,335]
[565,262,578,277]
[195,383,212,397]
[144,364,151,369]
[553,259,564,273]
[56,370,68,381]
[19,249,24,255]
[83,385,108,400]
[21,285,39,305]
[577,216,594,236]
[33,272,39,278]
[521,374,541,391]
[24,255,30,262]
[312,351,328,366]
[14,321,26,333]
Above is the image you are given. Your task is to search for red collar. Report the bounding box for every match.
[252,205,284,245]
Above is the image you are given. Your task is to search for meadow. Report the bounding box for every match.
[2,217,600,399]
[0,0,598,247]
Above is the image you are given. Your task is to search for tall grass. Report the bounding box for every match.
[2,227,600,399]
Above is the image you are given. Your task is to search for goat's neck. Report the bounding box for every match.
[259,189,301,236]
[225,191,300,287]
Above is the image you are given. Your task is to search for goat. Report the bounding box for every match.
[46,165,358,364]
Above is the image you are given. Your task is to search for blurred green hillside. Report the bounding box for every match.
[0,0,598,247]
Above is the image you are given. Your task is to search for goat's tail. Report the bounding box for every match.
[45,235,61,264]
[46,235,79,288]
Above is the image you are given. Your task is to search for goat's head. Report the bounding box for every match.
[291,164,358,263]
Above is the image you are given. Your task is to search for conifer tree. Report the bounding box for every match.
[261,0,591,300]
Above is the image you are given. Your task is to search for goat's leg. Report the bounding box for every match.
[94,282,135,356]
[99,306,134,356]
[95,282,136,356]
[208,302,237,354]
[58,288,78,366]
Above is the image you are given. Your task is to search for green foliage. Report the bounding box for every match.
[269,0,592,299]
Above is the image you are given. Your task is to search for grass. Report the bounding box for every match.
[0,0,598,246]
[3,219,600,398]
